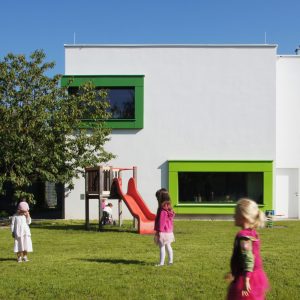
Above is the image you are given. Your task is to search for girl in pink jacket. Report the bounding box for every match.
[226,198,269,299]
[154,190,175,266]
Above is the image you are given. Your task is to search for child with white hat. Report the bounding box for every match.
[11,199,33,262]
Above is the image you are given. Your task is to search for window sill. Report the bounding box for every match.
[79,119,142,129]
[175,203,265,207]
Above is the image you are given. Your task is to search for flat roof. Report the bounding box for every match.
[64,44,277,49]
[278,55,300,58]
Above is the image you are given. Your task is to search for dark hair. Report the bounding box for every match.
[159,190,170,203]
[155,188,168,202]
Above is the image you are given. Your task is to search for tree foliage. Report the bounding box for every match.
[0,50,114,202]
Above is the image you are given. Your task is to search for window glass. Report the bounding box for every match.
[107,88,134,119]
[178,172,263,204]
[68,87,135,120]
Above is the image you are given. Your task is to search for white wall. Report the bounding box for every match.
[276,56,300,218]
[276,56,300,167]
[64,45,277,219]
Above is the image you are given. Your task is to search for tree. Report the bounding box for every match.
[0,50,114,202]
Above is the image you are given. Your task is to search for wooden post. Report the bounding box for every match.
[98,166,103,231]
[109,166,114,185]
[99,166,103,196]
[85,171,89,230]
[85,197,89,230]
[118,199,123,227]
[133,217,137,229]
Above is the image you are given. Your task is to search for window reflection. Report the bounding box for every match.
[178,172,263,204]
[68,87,135,120]
[107,88,135,119]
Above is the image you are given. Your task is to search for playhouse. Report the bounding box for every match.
[60,44,300,220]
[84,165,155,234]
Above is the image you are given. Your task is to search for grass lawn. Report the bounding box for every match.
[0,219,299,300]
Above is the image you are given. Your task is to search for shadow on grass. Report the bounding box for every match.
[0,258,16,262]
[98,227,138,234]
[79,258,147,265]
[31,223,86,231]
[30,223,137,234]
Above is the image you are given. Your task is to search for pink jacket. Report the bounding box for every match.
[155,208,175,233]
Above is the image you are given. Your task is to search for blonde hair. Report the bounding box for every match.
[235,198,265,228]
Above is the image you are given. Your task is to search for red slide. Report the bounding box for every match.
[113,177,156,234]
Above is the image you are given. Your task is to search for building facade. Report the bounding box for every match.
[62,44,299,220]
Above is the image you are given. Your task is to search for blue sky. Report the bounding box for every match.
[1,0,300,75]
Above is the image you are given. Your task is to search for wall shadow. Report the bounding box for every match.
[158,160,169,190]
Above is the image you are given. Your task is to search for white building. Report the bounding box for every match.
[61,44,300,220]
[276,54,300,218]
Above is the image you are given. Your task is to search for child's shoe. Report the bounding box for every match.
[23,256,29,262]
[17,257,22,263]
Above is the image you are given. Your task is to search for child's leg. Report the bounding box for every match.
[23,251,29,261]
[17,252,22,262]
[159,244,166,265]
[166,243,173,264]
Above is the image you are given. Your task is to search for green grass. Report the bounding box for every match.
[0,220,299,300]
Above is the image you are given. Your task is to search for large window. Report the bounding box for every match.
[168,161,273,214]
[178,172,263,204]
[61,75,144,129]
[69,87,135,120]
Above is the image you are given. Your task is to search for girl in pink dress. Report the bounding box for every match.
[227,198,269,300]
[154,190,175,266]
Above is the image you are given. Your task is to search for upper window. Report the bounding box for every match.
[61,75,144,129]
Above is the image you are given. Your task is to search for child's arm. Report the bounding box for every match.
[25,211,31,225]
[240,237,254,275]
[11,215,16,238]
[239,237,254,295]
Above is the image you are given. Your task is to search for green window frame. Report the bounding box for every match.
[61,75,144,129]
[168,160,273,214]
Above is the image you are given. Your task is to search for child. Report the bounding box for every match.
[11,201,33,262]
[227,198,269,300]
[100,203,114,226]
[154,190,175,266]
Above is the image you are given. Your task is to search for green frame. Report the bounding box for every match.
[61,75,144,129]
[168,160,273,214]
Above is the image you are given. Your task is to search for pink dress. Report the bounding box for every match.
[227,228,269,300]
[154,208,175,246]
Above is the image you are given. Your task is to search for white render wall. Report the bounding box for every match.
[64,45,277,219]
[275,56,300,218]
[276,56,300,168]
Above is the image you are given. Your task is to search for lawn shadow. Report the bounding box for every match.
[31,222,138,234]
[31,223,86,231]
[79,258,148,265]
[99,227,138,234]
[0,257,17,262]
